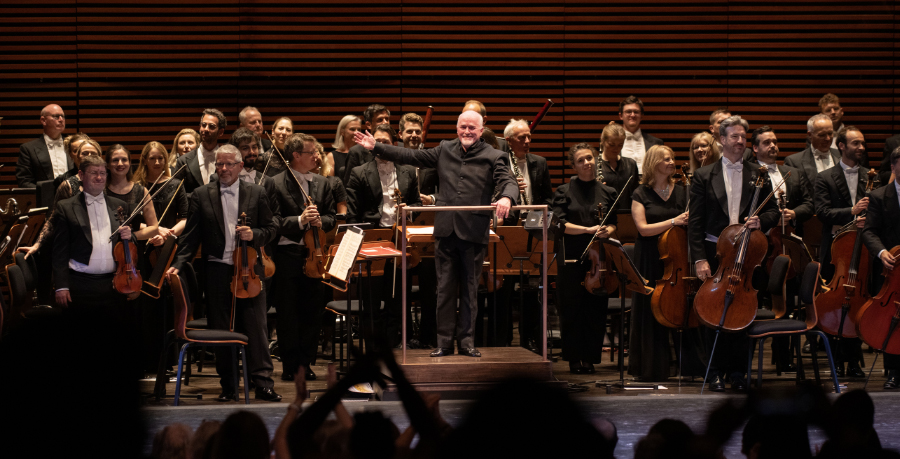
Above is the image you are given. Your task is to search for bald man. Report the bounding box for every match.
[16,104,74,188]
[355,111,519,358]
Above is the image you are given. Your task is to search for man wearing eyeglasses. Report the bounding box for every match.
[16,104,74,188]
[616,95,664,175]
[176,108,228,196]
[167,144,281,402]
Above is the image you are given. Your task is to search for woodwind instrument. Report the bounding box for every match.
[419,106,434,149]
[529,99,554,133]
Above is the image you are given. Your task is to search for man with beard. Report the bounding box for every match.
[176,108,227,196]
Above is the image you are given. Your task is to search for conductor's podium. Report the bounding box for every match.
[378,347,563,400]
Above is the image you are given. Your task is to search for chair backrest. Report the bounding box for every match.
[799,261,821,330]
[168,273,190,341]
[766,255,791,319]
[5,264,27,315]
[20,211,47,247]
[14,252,35,293]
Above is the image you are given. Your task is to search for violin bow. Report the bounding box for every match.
[578,175,633,262]
[109,164,187,241]
[266,132,316,205]
[143,178,185,255]
[733,169,790,242]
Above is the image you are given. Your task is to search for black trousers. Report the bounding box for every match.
[434,233,485,350]
[205,261,274,391]
[702,240,749,378]
[67,270,126,311]
[273,245,324,375]
[555,259,608,364]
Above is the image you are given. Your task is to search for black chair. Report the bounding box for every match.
[163,272,250,405]
[5,253,55,319]
[746,261,841,393]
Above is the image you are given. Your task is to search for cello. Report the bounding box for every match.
[651,164,700,329]
[816,169,879,339]
[694,165,771,332]
[113,207,143,295]
[856,246,900,359]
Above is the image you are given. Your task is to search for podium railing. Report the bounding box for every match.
[399,204,551,364]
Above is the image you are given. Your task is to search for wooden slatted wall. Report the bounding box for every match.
[1,0,897,190]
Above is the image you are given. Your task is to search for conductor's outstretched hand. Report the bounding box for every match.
[354,130,376,150]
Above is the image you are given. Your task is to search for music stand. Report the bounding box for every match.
[595,238,655,392]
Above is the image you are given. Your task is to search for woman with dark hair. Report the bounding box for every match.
[628,145,688,382]
[552,142,618,374]
[104,144,159,246]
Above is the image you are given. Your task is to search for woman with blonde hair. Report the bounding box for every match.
[260,117,293,176]
[328,114,362,183]
[134,141,187,246]
[169,129,200,169]
[314,141,348,216]
[628,144,689,381]
[688,131,720,173]
[598,123,639,210]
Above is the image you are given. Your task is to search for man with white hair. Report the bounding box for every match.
[784,113,840,200]
[17,104,74,188]
[167,144,281,402]
[238,106,273,151]
[355,110,519,358]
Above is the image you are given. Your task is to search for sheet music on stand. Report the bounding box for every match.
[325,226,364,288]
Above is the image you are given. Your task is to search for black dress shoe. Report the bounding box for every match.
[430,348,453,357]
[523,339,539,353]
[460,347,481,358]
[305,367,317,381]
[835,364,845,377]
[884,372,899,390]
[731,375,747,391]
[216,390,237,402]
[569,362,586,374]
[281,372,295,382]
[708,376,725,392]
[583,362,595,374]
[846,365,866,378]
[255,387,283,402]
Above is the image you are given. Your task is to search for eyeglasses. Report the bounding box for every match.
[201,122,219,130]
[46,114,65,120]
[299,149,318,155]
[215,161,242,168]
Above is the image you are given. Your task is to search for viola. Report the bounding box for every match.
[303,202,328,279]
[583,202,619,296]
[260,247,276,278]
[694,165,770,331]
[856,246,900,354]
[816,169,879,338]
[113,206,142,295]
[652,164,700,329]
[231,212,262,299]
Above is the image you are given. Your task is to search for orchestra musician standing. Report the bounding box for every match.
[861,146,900,389]
[813,126,871,378]
[784,113,840,201]
[617,96,664,174]
[166,145,281,402]
[346,124,422,348]
[689,115,780,391]
[629,145,688,382]
[175,109,227,196]
[354,110,517,358]
[270,133,336,381]
[16,104,74,189]
[597,123,639,211]
[552,143,618,374]
[688,132,720,175]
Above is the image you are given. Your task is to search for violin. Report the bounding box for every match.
[856,246,900,354]
[260,247,276,278]
[231,212,262,299]
[816,169,879,338]
[583,202,619,296]
[765,189,799,280]
[651,164,700,329]
[694,165,770,331]
[113,206,142,295]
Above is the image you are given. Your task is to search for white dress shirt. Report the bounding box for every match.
[197,144,219,185]
[721,156,744,225]
[239,168,258,184]
[278,168,315,246]
[44,134,69,179]
[760,160,786,195]
[813,147,835,173]
[622,129,646,174]
[209,179,240,265]
[68,192,116,274]
[516,156,532,204]
[377,160,398,227]
[839,160,859,203]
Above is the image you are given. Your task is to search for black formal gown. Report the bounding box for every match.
[627,185,687,381]
[552,176,618,365]
[331,150,349,185]
[599,156,639,211]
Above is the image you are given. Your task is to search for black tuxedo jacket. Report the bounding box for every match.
[770,164,814,235]
[210,171,281,225]
[784,147,841,200]
[174,149,204,196]
[52,193,129,289]
[172,180,277,274]
[374,138,518,245]
[419,167,439,195]
[271,170,336,245]
[17,136,74,189]
[343,145,374,185]
[502,152,553,225]
[814,164,870,230]
[346,160,422,227]
[688,160,780,262]
[862,182,900,259]
[878,134,900,185]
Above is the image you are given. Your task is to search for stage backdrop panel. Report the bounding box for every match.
[1,0,898,189]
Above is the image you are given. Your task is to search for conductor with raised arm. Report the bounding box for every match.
[355,110,518,358]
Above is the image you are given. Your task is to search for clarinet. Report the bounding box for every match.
[509,152,529,224]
